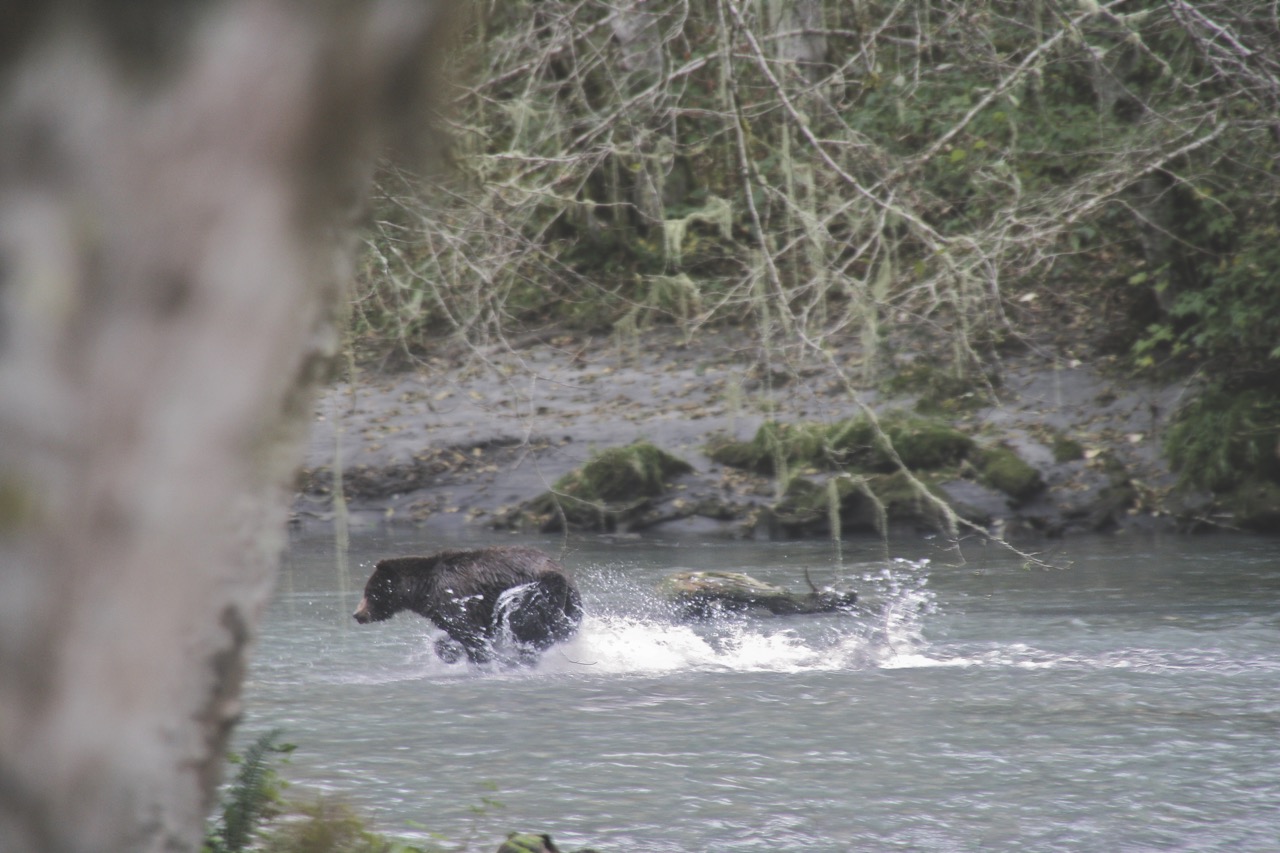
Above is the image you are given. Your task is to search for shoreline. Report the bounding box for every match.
[293,327,1200,542]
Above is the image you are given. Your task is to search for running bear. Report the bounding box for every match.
[352,546,582,665]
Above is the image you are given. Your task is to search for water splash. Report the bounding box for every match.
[499,557,939,677]
[542,615,831,675]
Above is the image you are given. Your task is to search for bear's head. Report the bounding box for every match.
[352,560,408,623]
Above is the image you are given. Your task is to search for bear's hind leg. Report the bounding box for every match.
[498,576,582,652]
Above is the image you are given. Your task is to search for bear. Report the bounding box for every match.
[352,545,582,665]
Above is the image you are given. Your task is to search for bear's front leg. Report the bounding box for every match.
[440,625,495,664]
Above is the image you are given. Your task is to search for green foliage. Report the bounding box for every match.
[1166,387,1280,492]
[351,0,1279,420]
[205,732,438,853]
[1176,229,1280,371]
[259,800,424,853]
[204,730,294,853]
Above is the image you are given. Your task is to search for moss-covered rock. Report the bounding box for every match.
[708,413,974,477]
[882,360,995,414]
[556,440,693,503]
[766,475,862,537]
[881,418,975,470]
[706,421,838,476]
[866,470,953,530]
[517,441,693,532]
[766,470,954,537]
[1050,431,1086,463]
[974,446,1045,504]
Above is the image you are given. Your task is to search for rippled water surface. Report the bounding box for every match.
[244,532,1280,851]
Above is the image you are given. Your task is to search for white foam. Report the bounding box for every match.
[539,615,845,676]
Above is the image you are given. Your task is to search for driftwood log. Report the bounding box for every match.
[658,570,857,619]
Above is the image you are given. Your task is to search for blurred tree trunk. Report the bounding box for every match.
[0,2,449,851]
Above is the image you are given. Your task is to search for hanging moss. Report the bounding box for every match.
[707,421,840,475]
[880,417,975,470]
[766,475,830,537]
[766,469,953,537]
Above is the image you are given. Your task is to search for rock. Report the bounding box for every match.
[497,833,559,853]
[974,445,1045,504]
[658,570,857,618]
[514,441,693,533]
[496,832,600,853]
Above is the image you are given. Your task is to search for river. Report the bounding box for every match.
[241,530,1280,851]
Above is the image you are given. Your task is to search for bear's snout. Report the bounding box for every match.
[352,597,372,623]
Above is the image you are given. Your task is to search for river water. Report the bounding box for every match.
[243,531,1280,851]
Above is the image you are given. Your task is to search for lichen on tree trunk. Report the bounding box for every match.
[0,2,450,851]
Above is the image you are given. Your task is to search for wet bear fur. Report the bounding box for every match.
[352,546,582,664]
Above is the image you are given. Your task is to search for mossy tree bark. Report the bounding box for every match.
[0,3,449,851]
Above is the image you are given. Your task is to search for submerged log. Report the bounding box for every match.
[658,571,857,618]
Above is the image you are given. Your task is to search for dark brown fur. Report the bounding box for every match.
[353,546,582,664]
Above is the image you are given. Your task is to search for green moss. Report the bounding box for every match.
[767,470,953,536]
[707,421,846,475]
[708,414,974,476]
[553,441,692,502]
[517,441,694,532]
[1050,432,1085,463]
[880,417,975,470]
[769,475,826,527]
[883,361,994,414]
[1166,386,1280,492]
[705,434,766,471]
[975,446,1044,503]
[867,471,954,529]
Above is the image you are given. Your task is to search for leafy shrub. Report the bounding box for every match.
[1166,387,1280,492]
[204,730,293,853]
[259,800,422,853]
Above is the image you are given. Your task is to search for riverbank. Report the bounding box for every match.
[293,326,1203,541]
